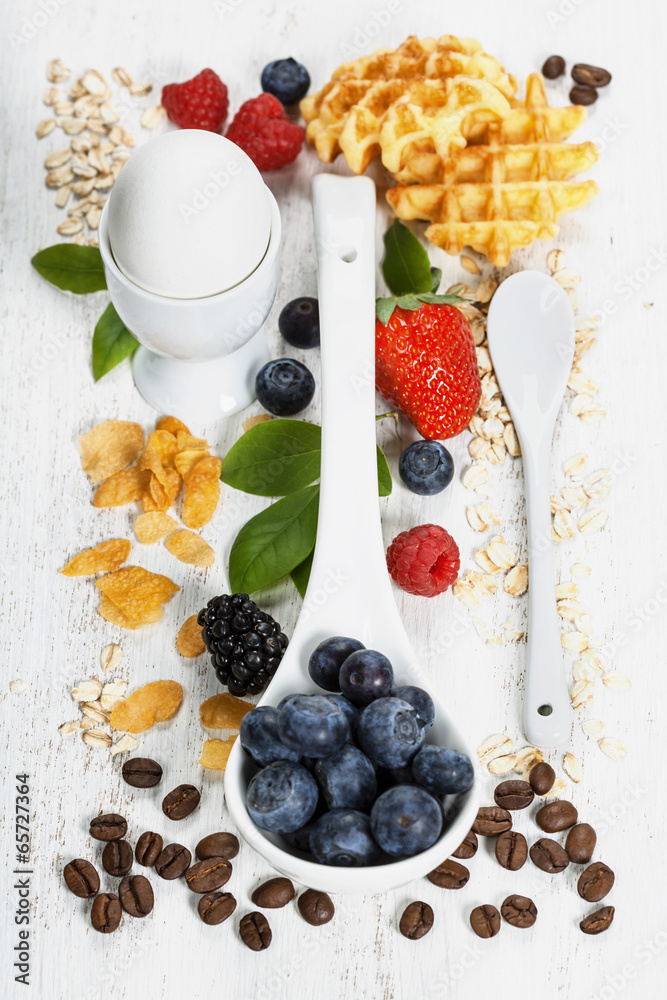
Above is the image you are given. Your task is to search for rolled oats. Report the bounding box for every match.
[101,643,123,672]
[110,733,140,755]
[570,563,592,577]
[81,701,110,724]
[602,671,631,690]
[112,67,133,87]
[47,59,70,83]
[598,738,626,760]
[546,248,566,272]
[581,719,606,740]
[477,733,513,766]
[58,721,81,736]
[82,729,113,749]
[578,509,609,534]
[488,753,517,775]
[36,118,56,138]
[100,679,128,711]
[513,746,545,774]
[461,254,480,275]
[561,630,589,652]
[563,453,588,477]
[141,105,165,130]
[504,563,528,596]
[553,510,576,541]
[71,679,102,703]
[543,778,568,799]
[562,752,583,782]
[570,679,595,710]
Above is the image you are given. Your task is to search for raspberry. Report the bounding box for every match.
[162,68,229,132]
[225,93,304,171]
[386,524,460,598]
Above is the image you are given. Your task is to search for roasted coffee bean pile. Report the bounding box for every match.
[399,765,616,940]
[62,756,336,946]
[541,53,612,106]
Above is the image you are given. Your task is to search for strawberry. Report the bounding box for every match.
[375,302,481,440]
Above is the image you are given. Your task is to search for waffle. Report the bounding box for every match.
[301,35,517,174]
[387,74,599,266]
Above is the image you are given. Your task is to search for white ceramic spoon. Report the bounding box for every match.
[486,271,575,748]
[224,175,479,894]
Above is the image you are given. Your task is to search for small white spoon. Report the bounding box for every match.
[225,175,479,894]
[487,271,575,748]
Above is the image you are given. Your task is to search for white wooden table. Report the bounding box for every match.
[1,1,665,997]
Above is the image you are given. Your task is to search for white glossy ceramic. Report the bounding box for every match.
[98,191,281,421]
[224,174,479,894]
[487,271,575,748]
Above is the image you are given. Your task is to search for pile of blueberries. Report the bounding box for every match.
[240,637,474,866]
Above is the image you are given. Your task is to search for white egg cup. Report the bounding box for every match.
[98,193,281,424]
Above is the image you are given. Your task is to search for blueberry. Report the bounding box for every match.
[339,649,394,707]
[247,761,318,833]
[239,706,301,766]
[370,785,443,858]
[308,635,365,692]
[261,57,311,105]
[411,746,474,796]
[314,744,377,811]
[277,694,349,757]
[279,297,320,349]
[277,693,298,710]
[398,441,454,496]
[309,809,381,866]
[357,697,425,768]
[391,686,435,731]
[255,359,316,417]
[324,695,360,740]
[281,815,320,853]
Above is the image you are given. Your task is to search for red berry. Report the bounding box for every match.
[225,93,304,171]
[376,304,481,440]
[162,68,229,132]
[386,524,460,598]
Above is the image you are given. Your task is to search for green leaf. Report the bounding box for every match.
[221,419,392,498]
[381,220,432,297]
[376,446,392,497]
[395,295,423,311]
[31,244,107,294]
[375,297,397,325]
[430,266,442,293]
[229,485,320,594]
[92,303,139,381]
[290,549,314,598]
[413,292,465,307]
[221,419,321,497]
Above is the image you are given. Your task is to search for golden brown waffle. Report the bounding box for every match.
[387,74,599,266]
[301,35,517,174]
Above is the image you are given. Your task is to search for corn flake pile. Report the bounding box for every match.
[198,693,255,771]
[60,416,221,629]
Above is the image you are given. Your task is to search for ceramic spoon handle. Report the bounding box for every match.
[522,439,572,747]
[307,175,388,600]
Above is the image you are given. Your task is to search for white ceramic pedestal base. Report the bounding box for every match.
[131,328,271,424]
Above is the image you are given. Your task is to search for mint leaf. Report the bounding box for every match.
[221,420,392,498]
[31,244,107,294]
[229,485,320,594]
[430,267,442,293]
[92,304,139,381]
[221,419,321,497]
[376,447,392,497]
[381,220,432,297]
[290,549,314,597]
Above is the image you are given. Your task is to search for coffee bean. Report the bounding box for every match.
[185,857,232,893]
[451,829,478,860]
[119,874,154,917]
[470,904,501,939]
[494,780,534,811]
[91,892,122,933]
[297,889,335,926]
[89,813,127,841]
[495,831,527,871]
[530,838,570,874]
[535,800,578,833]
[135,831,163,868]
[580,905,615,935]
[251,877,295,908]
[240,911,272,951]
[63,859,99,898]
[427,859,470,889]
[162,784,200,820]
[501,894,537,929]
[154,843,191,880]
[399,901,434,940]
[121,757,162,788]
[102,839,133,877]
[570,84,598,106]
[195,831,239,861]
[199,892,237,925]
[571,63,612,88]
[542,54,566,79]
[471,806,512,836]
[529,762,555,795]
[565,823,597,864]
[578,861,615,902]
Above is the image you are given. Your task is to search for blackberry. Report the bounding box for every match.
[197,594,289,697]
